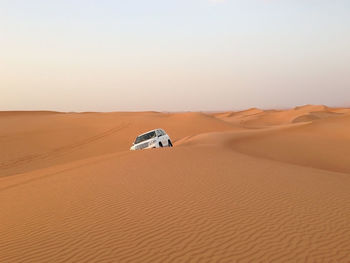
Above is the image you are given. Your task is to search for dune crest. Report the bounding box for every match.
[215,105,349,127]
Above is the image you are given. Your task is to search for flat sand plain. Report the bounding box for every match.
[1,105,350,262]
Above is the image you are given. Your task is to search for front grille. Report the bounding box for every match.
[136,142,149,150]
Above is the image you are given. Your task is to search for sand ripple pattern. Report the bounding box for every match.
[1,148,349,262]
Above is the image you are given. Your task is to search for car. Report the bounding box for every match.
[130,129,173,150]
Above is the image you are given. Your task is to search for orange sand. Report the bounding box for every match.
[1,106,350,262]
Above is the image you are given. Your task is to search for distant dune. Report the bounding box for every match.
[1,105,350,262]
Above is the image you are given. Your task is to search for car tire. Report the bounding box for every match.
[159,142,163,148]
[168,140,173,147]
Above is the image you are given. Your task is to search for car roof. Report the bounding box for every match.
[138,128,163,137]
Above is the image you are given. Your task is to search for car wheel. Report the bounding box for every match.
[168,140,173,147]
[159,142,163,147]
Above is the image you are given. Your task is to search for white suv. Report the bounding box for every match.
[130,129,173,151]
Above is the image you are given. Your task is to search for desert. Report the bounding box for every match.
[1,105,350,262]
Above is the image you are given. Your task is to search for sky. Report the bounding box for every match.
[1,0,350,111]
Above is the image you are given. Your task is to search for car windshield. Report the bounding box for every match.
[135,131,156,144]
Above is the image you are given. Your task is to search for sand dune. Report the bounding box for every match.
[232,114,350,174]
[215,104,349,128]
[0,111,234,177]
[1,106,350,262]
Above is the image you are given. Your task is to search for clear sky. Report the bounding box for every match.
[1,0,350,111]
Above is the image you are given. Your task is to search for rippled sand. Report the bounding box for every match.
[1,105,350,262]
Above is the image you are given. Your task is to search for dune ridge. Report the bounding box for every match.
[1,105,350,262]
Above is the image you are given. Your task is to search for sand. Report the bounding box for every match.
[1,106,350,262]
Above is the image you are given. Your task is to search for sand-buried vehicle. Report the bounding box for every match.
[130,128,173,150]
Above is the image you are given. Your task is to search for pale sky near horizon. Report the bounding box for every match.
[1,0,350,111]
